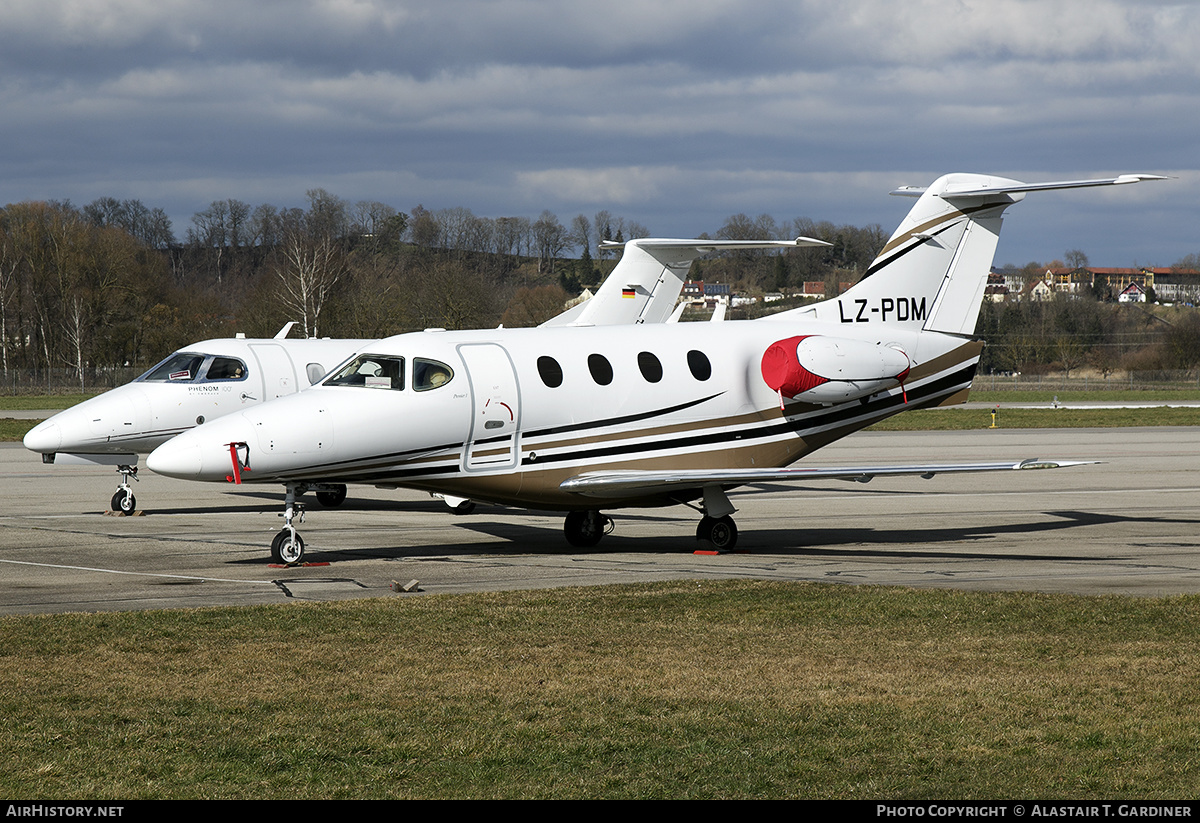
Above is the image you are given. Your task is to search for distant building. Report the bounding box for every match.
[682,280,732,308]
[1118,282,1146,303]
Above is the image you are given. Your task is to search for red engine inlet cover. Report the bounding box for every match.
[760,335,828,397]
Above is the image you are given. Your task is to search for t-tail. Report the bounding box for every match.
[543,237,831,327]
[792,173,1166,336]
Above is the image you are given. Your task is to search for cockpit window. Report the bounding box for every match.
[139,352,205,382]
[205,357,247,381]
[413,358,454,392]
[323,354,405,390]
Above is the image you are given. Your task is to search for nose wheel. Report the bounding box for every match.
[270,484,307,565]
[271,529,306,565]
[110,465,138,514]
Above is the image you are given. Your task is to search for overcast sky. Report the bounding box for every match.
[2,0,1196,268]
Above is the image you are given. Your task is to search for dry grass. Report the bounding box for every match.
[3,581,1199,798]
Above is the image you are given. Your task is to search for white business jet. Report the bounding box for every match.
[21,242,729,514]
[147,173,1164,563]
[22,326,368,513]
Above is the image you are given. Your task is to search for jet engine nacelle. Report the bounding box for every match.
[760,335,911,404]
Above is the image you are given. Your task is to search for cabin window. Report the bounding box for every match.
[637,351,663,383]
[139,352,205,382]
[413,358,454,391]
[205,357,247,381]
[588,354,613,386]
[537,356,563,388]
[323,354,405,390]
[687,350,712,381]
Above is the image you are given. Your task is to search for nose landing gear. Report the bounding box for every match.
[271,484,307,565]
[110,465,139,514]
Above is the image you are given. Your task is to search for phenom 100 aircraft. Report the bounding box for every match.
[146,173,1164,564]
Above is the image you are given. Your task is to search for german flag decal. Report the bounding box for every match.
[622,287,636,299]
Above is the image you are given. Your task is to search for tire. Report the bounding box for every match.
[697,515,738,551]
[564,510,606,548]
[111,490,136,514]
[275,530,305,565]
[315,485,348,508]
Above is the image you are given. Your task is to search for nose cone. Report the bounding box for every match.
[23,388,146,455]
[23,420,62,453]
[147,413,251,482]
[146,440,204,479]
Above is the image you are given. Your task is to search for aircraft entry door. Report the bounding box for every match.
[249,343,298,401]
[459,343,521,471]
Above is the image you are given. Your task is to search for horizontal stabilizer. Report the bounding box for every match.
[892,174,1168,199]
[561,458,1095,498]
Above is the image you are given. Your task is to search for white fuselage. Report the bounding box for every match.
[23,337,367,462]
[146,319,980,510]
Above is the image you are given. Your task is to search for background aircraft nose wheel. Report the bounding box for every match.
[315,485,348,507]
[110,489,136,514]
[271,529,305,565]
[697,515,738,551]
[564,510,611,547]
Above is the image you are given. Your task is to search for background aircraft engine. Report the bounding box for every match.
[760,335,911,404]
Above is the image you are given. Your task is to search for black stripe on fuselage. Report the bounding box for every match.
[518,362,976,469]
[253,362,976,485]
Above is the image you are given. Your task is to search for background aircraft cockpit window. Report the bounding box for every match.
[139,352,205,382]
[305,363,326,385]
[204,357,247,381]
[323,355,405,390]
[413,358,454,391]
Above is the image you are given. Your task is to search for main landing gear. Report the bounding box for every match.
[110,464,138,514]
[696,515,738,551]
[563,510,614,548]
[561,487,740,552]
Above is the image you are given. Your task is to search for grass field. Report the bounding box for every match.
[5,390,1200,798]
[2,581,1198,799]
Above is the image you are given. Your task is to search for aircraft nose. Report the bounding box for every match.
[146,441,204,479]
[23,420,62,453]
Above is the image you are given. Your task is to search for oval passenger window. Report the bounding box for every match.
[588,354,613,386]
[687,350,712,381]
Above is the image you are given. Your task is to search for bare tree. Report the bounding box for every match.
[273,192,351,339]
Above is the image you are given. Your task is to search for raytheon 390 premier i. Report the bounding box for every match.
[147,173,1165,563]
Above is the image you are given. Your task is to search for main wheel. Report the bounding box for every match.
[111,489,136,514]
[273,530,306,565]
[697,515,738,551]
[564,510,608,548]
[315,485,348,507]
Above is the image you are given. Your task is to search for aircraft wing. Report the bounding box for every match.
[559,458,1094,498]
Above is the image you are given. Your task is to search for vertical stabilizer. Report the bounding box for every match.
[770,173,1166,336]
[542,237,829,327]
